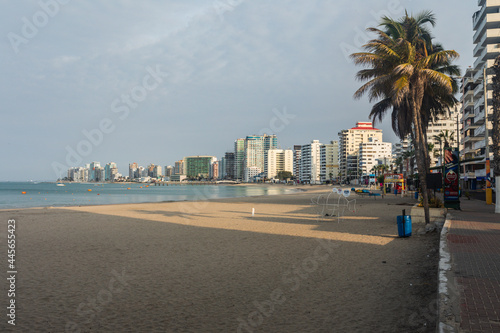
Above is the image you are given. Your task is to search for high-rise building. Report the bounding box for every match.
[245,135,265,172]
[459,2,497,189]
[164,165,173,177]
[68,167,89,182]
[338,122,383,183]
[293,145,302,178]
[94,166,105,182]
[139,166,147,177]
[184,156,217,178]
[266,149,293,179]
[174,160,185,175]
[129,163,138,180]
[104,162,117,181]
[89,162,101,182]
[300,140,322,184]
[263,134,278,175]
[392,137,411,157]
[153,165,162,178]
[320,141,339,182]
[233,134,278,181]
[146,164,162,178]
[224,152,235,179]
[461,67,480,164]
[234,138,246,180]
[210,161,219,180]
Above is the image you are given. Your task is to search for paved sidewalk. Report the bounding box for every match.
[446,200,500,332]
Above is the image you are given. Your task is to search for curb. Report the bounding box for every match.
[437,214,459,333]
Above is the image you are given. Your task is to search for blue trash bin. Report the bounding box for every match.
[397,214,412,237]
[414,191,419,200]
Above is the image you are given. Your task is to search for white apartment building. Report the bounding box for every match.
[460,1,498,189]
[320,141,339,182]
[68,167,89,182]
[299,140,322,184]
[426,106,461,167]
[358,138,392,175]
[338,122,383,182]
[266,149,293,179]
[392,137,411,157]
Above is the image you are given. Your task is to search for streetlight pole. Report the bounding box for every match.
[484,67,493,205]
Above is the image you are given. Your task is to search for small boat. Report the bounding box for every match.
[56,182,65,187]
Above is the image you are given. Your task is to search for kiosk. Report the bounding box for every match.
[383,173,406,196]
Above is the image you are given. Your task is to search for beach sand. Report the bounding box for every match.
[1,186,439,332]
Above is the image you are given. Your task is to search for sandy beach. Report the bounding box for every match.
[1,186,439,332]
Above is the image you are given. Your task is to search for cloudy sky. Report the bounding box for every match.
[1,0,478,181]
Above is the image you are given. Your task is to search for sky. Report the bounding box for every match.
[1,0,479,181]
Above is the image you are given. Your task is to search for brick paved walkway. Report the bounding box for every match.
[447,200,500,333]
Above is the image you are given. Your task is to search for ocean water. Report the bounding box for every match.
[0,182,298,209]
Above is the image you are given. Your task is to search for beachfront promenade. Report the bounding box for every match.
[441,200,500,332]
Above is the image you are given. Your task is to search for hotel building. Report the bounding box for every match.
[338,122,383,182]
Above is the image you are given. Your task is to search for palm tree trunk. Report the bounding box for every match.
[411,82,431,226]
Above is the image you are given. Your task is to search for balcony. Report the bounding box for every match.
[474,28,500,56]
[473,43,500,70]
[473,64,485,80]
[462,94,476,108]
[474,109,489,125]
[474,140,486,150]
[463,134,484,144]
[464,120,479,132]
[473,5,487,30]
[461,146,478,155]
[473,12,500,43]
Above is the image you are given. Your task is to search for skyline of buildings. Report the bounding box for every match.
[63,120,400,184]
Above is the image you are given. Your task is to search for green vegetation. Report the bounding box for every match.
[276,171,293,180]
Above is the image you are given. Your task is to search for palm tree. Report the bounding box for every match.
[438,129,455,148]
[351,11,459,225]
[433,133,443,165]
[427,142,435,167]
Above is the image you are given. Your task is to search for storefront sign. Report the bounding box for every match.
[444,148,459,202]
